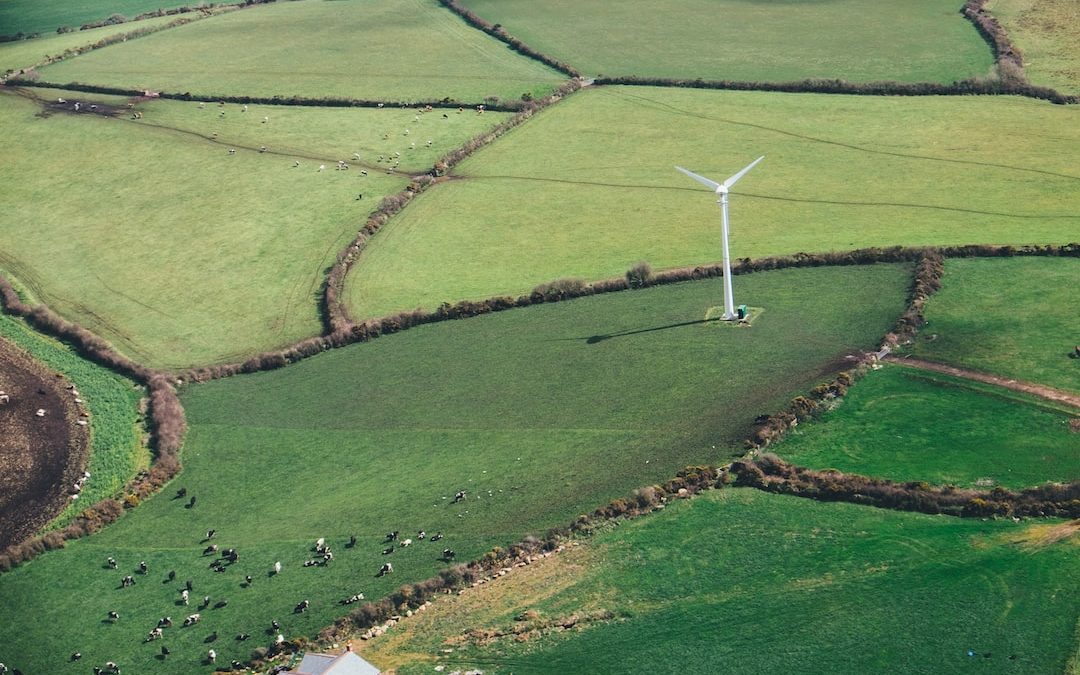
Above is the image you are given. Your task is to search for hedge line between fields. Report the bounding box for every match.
[436,0,581,78]
[321,79,583,333]
[0,279,186,573]
[182,243,1080,384]
[592,75,1077,105]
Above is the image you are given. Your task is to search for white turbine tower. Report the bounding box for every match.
[675,156,764,321]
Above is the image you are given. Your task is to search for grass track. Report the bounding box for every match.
[363,489,1080,675]
[0,265,910,673]
[774,364,1079,489]
[906,257,1080,394]
[459,0,993,83]
[0,312,144,530]
[37,0,566,103]
[344,86,1080,318]
[0,86,428,368]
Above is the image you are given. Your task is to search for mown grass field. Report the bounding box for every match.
[363,488,1080,675]
[344,85,1080,318]
[0,0,191,36]
[460,0,993,83]
[0,13,183,74]
[37,0,566,103]
[988,0,1080,94]
[774,365,1079,489]
[0,86,432,368]
[0,312,144,529]
[0,265,910,673]
[907,257,1080,394]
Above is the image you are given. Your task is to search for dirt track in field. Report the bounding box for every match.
[0,336,89,550]
[885,355,1080,411]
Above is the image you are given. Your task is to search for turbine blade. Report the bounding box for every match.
[675,166,721,191]
[722,156,765,189]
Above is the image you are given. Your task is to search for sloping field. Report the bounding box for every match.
[0,13,183,74]
[0,0,193,36]
[907,257,1080,394]
[988,0,1080,94]
[133,98,511,175]
[344,86,1080,318]
[459,0,993,83]
[774,365,1080,489]
[362,489,1080,675]
[0,265,910,674]
[0,313,144,532]
[37,0,566,103]
[0,86,431,368]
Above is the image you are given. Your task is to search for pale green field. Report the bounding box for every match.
[37,0,566,103]
[461,0,993,83]
[344,86,1080,318]
[134,98,511,174]
[988,0,1080,94]
[0,87,415,368]
[0,13,182,74]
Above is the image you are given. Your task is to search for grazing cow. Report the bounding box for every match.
[167,570,176,581]
[386,531,399,541]
[243,105,248,112]
[236,633,251,641]
[400,539,412,547]
[71,652,81,661]
[431,532,444,542]
[304,559,318,567]
[382,547,394,555]
[245,575,253,585]
[158,616,172,627]
[453,490,466,503]
[120,575,135,588]
[186,580,193,591]
[293,161,300,168]
[181,590,190,605]
[271,620,280,630]
[105,662,119,673]
[206,529,216,540]
[294,599,309,613]
[276,633,285,645]
[260,146,267,153]
[418,530,426,540]
[201,596,210,608]
[108,611,120,621]
[443,549,455,561]
[232,661,243,670]
[348,534,357,548]
[214,600,228,609]
[145,628,163,642]
[107,557,117,569]
[228,148,236,155]
[318,164,326,172]
[262,116,269,123]
[187,496,196,508]
[183,613,201,626]
[273,561,282,575]
[207,649,216,663]
[379,562,393,576]
[203,544,218,554]
[138,561,147,574]
[160,646,170,658]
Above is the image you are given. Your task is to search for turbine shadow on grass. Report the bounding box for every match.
[552,317,722,344]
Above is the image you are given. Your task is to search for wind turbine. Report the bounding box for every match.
[675,156,764,320]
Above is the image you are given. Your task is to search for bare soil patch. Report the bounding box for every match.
[0,335,89,550]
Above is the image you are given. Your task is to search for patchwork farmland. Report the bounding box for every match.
[0,0,1076,674]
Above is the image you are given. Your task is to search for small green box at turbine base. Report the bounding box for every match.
[705,306,764,326]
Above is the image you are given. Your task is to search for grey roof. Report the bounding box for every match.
[286,651,380,675]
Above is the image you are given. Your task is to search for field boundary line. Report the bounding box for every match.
[591,74,1076,105]
[884,355,1080,410]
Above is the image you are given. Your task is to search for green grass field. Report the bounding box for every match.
[363,488,1080,675]
[0,312,145,529]
[0,86,433,368]
[774,365,1079,489]
[133,98,511,175]
[344,85,1080,318]
[0,0,193,36]
[0,13,183,74]
[460,0,993,83]
[0,265,909,673]
[988,0,1080,94]
[37,0,566,103]
[906,257,1080,394]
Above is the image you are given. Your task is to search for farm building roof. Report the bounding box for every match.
[285,650,380,675]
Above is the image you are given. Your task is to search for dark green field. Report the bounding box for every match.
[364,488,1080,675]
[0,0,191,35]
[907,257,1080,394]
[774,364,1079,489]
[0,265,909,673]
